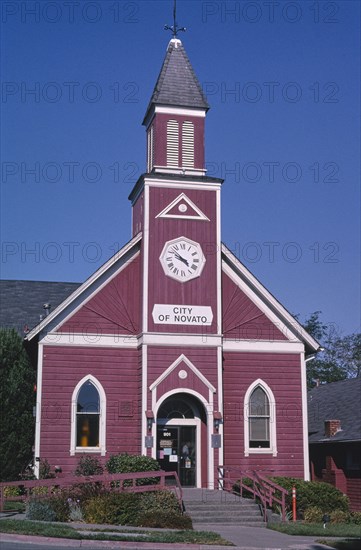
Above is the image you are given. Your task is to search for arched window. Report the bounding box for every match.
[244,380,277,456]
[70,375,106,455]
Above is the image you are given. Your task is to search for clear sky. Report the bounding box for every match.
[1,0,360,335]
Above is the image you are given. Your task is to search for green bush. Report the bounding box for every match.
[83,492,140,525]
[105,453,160,486]
[74,455,103,476]
[3,486,22,497]
[45,495,70,522]
[39,459,55,479]
[68,482,106,503]
[351,511,361,525]
[26,500,56,522]
[271,477,349,517]
[137,510,193,529]
[304,506,323,523]
[138,490,181,514]
[330,510,351,524]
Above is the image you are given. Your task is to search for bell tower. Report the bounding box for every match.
[143,38,209,177]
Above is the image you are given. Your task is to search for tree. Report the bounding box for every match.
[298,311,361,388]
[0,329,35,481]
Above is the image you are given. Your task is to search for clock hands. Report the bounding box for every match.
[174,251,189,267]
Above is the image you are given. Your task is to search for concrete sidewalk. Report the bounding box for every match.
[0,513,338,549]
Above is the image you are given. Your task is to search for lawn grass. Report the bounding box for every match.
[3,501,26,512]
[0,519,233,545]
[268,522,361,538]
[316,540,361,550]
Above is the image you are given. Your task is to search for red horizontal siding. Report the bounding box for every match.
[59,256,140,336]
[222,271,288,341]
[147,187,218,335]
[223,352,304,478]
[40,346,141,475]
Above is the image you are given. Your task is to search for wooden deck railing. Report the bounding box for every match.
[218,466,288,521]
[0,470,183,513]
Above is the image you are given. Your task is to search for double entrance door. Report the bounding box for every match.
[157,425,196,487]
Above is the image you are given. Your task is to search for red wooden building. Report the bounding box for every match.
[26,38,320,488]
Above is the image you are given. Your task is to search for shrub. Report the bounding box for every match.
[330,510,351,524]
[271,477,349,517]
[105,453,160,486]
[138,490,181,514]
[83,493,140,525]
[45,495,70,522]
[304,506,323,523]
[39,459,55,479]
[351,511,361,525]
[74,455,103,477]
[26,500,56,522]
[3,486,22,497]
[31,486,51,496]
[67,499,83,522]
[68,482,106,503]
[137,510,193,529]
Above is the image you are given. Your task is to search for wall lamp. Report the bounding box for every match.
[214,412,222,432]
[146,410,154,431]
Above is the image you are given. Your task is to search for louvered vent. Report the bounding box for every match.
[182,121,194,168]
[147,125,154,172]
[167,120,179,166]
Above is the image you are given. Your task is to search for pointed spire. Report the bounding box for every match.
[143,39,209,124]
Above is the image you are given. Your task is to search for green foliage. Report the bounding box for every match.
[68,482,106,502]
[31,486,50,496]
[26,500,57,522]
[45,495,70,522]
[304,506,323,523]
[105,453,160,485]
[138,490,181,514]
[271,477,350,517]
[74,455,104,476]
[330,510,351,524]
[0,329,35,481]
[137,510,193,529]
[351,512,361,525]
[39,458,55,479]
[83,492,140,525]
[269,522,361,537]
[297,312,361,387]
[3,486,22,497]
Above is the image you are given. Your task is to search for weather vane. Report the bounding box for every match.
[164,0,186,38]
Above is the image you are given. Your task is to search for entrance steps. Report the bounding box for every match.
[182,488,266,527]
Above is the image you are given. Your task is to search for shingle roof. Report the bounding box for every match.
[308,378,361,443]
[144,38,209,121]
[0,280,80,336]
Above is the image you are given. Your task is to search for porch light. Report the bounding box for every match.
[146,410,154,431]
[214,411,222,431]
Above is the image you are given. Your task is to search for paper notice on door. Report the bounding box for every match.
[163,448,172,455]
[169,455,178,462]
[159,451,164,459]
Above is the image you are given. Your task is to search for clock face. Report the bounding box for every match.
[160,237,206,282]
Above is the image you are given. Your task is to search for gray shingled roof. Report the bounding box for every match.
[308,378,361,443]
[144,38,209,121]
[0,280,80,336]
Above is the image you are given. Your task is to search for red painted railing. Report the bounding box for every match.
[218,466,288,521]
[0,470,183,513]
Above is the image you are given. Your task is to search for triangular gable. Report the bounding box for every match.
[149,354,216,393]
[221,243,320,352]
[25,233,142,340]
[155,193,209,221]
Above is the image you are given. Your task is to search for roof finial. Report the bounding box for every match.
[164,0,186,38]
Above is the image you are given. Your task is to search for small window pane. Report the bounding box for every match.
[77,381,99,413]
[76,414,99,447]
[250,418,269,441]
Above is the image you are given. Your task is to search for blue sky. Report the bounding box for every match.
[1,0,360,335]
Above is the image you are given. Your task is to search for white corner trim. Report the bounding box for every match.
[301,352,310,480]
[34,343,43,479]
[25,234,142,341]
[216,188,222,336]
[70,375,106,456]
[244,379,277,457]
[142,185,150,333]
[155,192,209,221]
[149,354,216,393]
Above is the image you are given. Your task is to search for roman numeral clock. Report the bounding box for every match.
[160,237,206,282]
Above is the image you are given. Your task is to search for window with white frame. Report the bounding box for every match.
[244,379,277,456]
[166,119,179,166]
[70,375,106,455]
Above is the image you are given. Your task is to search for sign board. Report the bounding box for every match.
[152,304,213,326]
[211,434,222,448]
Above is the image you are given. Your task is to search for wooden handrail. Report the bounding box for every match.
[217,466,288,522]
[0,470,183,513]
